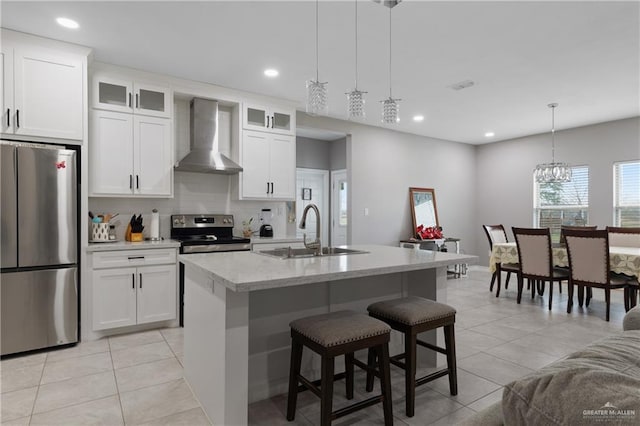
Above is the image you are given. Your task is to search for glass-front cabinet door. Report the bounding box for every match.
[243,103,295,136]
[93,76,133,114]
[243,104,268,131]
[272,110,292,134]
[133,83,171,118]
[93,75,171,118]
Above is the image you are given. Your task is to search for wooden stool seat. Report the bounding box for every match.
[367,297,458,417]
[287,310,394,426]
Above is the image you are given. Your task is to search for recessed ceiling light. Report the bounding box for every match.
[485,131,495,138]
[264,69,279,78]
[56,17,79,29]
[413,115,424,122]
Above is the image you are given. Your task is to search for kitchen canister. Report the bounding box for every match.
[91,223,110,242]
[149,209,160,240]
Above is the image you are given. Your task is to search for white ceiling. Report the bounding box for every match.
[2,1,638,144]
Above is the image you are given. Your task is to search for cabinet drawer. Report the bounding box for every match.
[92,249,176,269]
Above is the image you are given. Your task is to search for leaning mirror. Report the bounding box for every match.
[409,187,439,237]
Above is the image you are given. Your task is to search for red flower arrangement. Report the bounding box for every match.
[415,225,443,240]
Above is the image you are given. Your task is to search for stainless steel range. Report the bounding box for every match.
[171,214,251,325]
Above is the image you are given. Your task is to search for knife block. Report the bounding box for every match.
[125,224,143,242]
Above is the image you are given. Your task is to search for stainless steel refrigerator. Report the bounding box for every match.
[1,141,78,356]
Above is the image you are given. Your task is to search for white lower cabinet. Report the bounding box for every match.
[91,248,177,331]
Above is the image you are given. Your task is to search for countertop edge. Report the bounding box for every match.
[87,240,181,252]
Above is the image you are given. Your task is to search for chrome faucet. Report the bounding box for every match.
[299,203,322,256]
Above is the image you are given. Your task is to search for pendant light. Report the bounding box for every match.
[306,0,328,116]
[534,103,572,183]
[346,0,366,120]
[381,6,401,124]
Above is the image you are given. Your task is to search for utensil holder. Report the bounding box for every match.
[130,233,144,242]
[91,223,110,242]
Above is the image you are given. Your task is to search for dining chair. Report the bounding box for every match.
[564,229,636,321]
[560,225,598,244]
[512,227,569,310]
[482,225,519,295]
[606,226,640,248]
[558,225,597,295]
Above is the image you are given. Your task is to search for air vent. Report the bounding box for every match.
[449,80,475,91]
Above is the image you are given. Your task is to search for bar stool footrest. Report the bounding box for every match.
[416,338,447,355]
[332,395,385,421]
[416,368,450,387]
[297,372,348,397]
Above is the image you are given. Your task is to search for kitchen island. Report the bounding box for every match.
[179,245,477,425]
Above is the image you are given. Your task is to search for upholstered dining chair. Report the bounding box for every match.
[560,225,598,244]
[483,224,519,296]
[512,227,569,310]
[564,229,637,321]
[606,226,640,248]
[558,225,597,295]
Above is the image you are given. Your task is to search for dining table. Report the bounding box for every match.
[489,242,640,279]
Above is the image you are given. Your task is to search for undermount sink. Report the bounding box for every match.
[257,246,369,259]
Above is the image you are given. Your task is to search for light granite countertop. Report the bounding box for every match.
[179,244,477,292]
[87,239,181,252]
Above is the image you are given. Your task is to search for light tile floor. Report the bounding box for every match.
[0,268,627,425]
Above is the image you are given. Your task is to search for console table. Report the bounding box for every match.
[399,238,467,277]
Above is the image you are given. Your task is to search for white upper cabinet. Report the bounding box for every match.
[93,74,171,118]
[243,103,294,136]
[239,130,295,200]
[1,32,86,141]
[90,110,172,197]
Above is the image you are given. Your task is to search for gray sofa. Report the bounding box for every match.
[460,306,640,426]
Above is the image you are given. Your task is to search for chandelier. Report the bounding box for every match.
[534,103,572,183]
[306,0,328,116]
[346,0,366,120]
[380,3,401,124]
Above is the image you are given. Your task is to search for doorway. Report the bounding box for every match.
[331,169,348,246]
[296,168,329,244]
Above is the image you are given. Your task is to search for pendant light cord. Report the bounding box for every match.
[550,103,557,163]
[388,7,392,98]
[354,0,358,90]
[315,0,319,82]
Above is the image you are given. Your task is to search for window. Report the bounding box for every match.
[614,160,640,226]
[534,165,589,242]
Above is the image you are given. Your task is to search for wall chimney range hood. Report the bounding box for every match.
[174,98,243,174]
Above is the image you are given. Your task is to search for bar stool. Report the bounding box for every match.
[286,310,394,426]
[366,296,457,417]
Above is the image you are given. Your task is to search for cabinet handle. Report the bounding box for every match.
[128,256,145,260]
[139,273,142,289]
[135,93,139,109]
[266,116,270,128]
[6,108,9,128]
[136,175,139,189]
[271,115,274,128]
[129,174,133,189]
[266,182,270,194]
[270,182,274,194]
[15,110,19,128]
[128,93,132,107]
[132,273,135,289]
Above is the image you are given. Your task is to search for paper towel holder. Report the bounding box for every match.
[148,208,162,241]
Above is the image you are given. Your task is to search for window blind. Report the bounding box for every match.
[535,165,589,207]
[614,160,640,226]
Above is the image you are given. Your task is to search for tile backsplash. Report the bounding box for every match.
[89,172,289,241]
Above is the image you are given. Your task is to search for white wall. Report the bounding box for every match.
[297,112,477,250]
[474,116,640,265]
